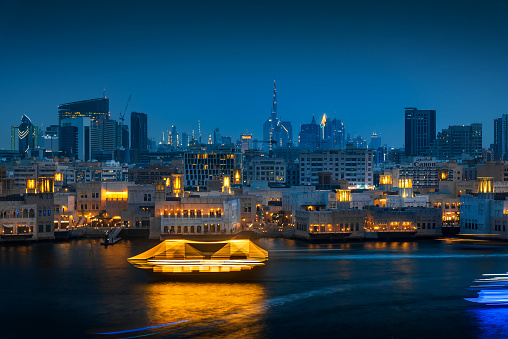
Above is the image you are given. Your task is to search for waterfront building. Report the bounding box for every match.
[152,195,241,240]
[73,181,130,226]
[58,97,109,123]
[294,208,366,240]
[131,112,148,164]
[0,193,55,243]
[365,206,442,238]
[120,185,155,230]
[54,191,78,230]
[405,107,436,156]
[299,147,374,187]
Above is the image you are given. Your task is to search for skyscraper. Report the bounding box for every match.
[17,115,37,157]
[493,115,508,160]
[432,123,482,160]
[369,132,381,150]
[60,117,91,161]
[404,107,436,156]
[131,112,148,163]
[322,115,346,149]
[58,97,109,123]
[262,79,293,151]
[299,115,320,150]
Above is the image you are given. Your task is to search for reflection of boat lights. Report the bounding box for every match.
[465,272,508,305]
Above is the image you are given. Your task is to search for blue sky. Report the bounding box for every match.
[1,0,508,149]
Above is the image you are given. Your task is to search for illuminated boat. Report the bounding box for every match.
[465,273,508,305]
[128,239,268,273]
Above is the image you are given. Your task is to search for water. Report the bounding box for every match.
[1,238,508,338]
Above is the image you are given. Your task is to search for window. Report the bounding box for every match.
[46,224,51,232]
[48,210,51,216]
[38,225,44,233]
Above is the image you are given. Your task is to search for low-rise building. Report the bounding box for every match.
[152,195,241,239]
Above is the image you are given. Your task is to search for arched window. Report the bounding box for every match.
[190,226,195,233]
[170,226,175,234]
[216,224,221,233]
[29,209,35,218]
[163,226,169,233]
[210,224,215,233]
[197,226,202,233]
[177,226,182,234]
[183,226,188,233]
[204,224,209,233]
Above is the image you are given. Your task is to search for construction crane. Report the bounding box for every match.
[119,95,131,123]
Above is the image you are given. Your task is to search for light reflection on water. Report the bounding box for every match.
[468,307,508,339]
[144,281,266,337]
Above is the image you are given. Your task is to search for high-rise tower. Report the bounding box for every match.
[18,115,37,157]
[404,107,436,156]
[263,78,292,151]
[131,112,148,163]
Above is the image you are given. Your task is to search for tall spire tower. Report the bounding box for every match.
[271,77,277,121]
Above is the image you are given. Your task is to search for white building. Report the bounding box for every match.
[244,157,286,185]
[153,195,241,239]
[299,148,373,187]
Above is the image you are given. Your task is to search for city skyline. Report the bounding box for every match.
[2,1,508,149]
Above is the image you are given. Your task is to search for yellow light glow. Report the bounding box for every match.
[337,189,351,202]
[128,239,268,273]
[379,175,392,185]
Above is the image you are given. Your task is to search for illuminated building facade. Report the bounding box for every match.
[239,133,252,153]
[295,209,366,240]
[0,193,55,242]
[153,196,241,239]
[365,206,441,238]
[58,97,109,123]
[404,107,436,156]
[183,146,242,189]
[74,181,130,226]
[299,147,374,187]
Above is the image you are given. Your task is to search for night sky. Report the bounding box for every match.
[2,0,508,150]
